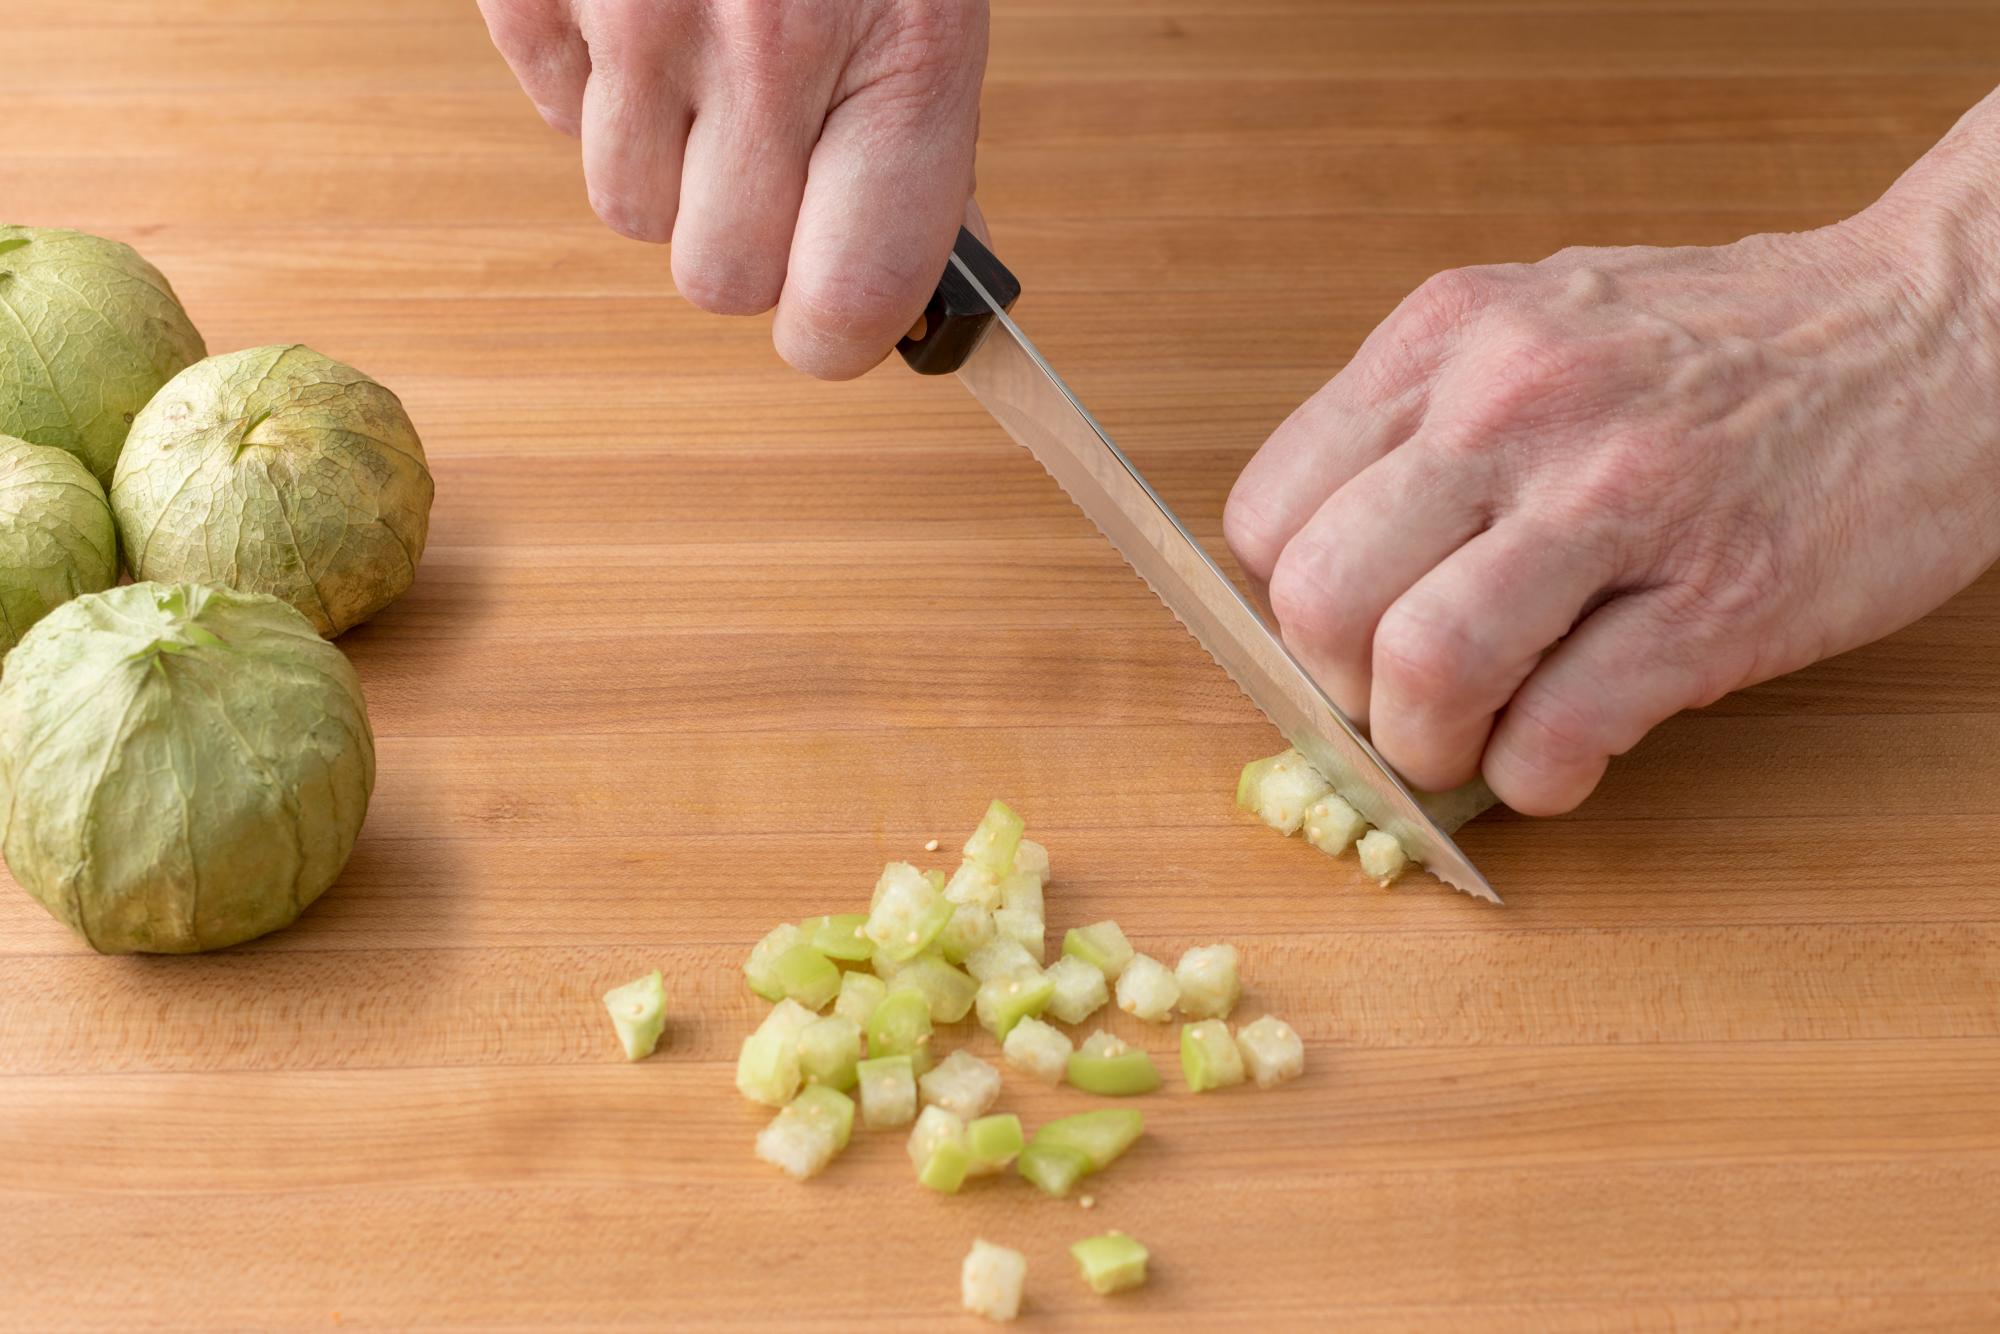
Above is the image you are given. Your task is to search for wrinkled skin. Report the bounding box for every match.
[1226,88,2000,815]
[477,0,988,378]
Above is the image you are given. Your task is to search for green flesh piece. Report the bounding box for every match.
[892,956,979,1024]
[1065,1049,1162,1097]
[967,1113,1025,1171]
[1017,1141,1094,1197]
[866,988,934,1074]
[735,1029,799,1107]
[744,923,804,1001]
[805,912,873,963]
[923,868,948,892]
[938,902,995,964]
[976,970,1054,1040]
[1069,1233,1149,1295]
[602,970,666,1062]
[1062,921,1134,981]
[770,942,841,1010]
[834,971,887,1028]
[789,1083,855,1152]
[918,1141,971,1193]
[1033,1110,1144,1172]
[798,1015,862,1092]
[961,799,1025,875]
[874,896,953,964]
[1235,753,1282,811]
[1180,1020,1246,1092]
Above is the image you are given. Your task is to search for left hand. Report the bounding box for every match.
[1223,147,2000,815]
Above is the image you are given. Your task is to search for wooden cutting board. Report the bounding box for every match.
[4,1,1998,1328]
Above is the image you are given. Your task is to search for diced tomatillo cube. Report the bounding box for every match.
[1013,837,1051,881]
[1066,1045,1161,1097]
[1001,1016,1073,1084]
[967,1113,1025,1175]
[1303,793,1369,857]
[1062,920,1134,981]
[961,799,1026,875]
[961,1239,1028,1323]
[892,957,980,1024]
[743,923,805,1001]
[919,1049,1003,1120]
[1069,1232,1149,1295]
[770,942,841,1011]
[754,1085,853,1181]
[939,902,996,964]
[601,969,666,1062]
[1235,1015,1305,1088]
[834,971,887,1029]
[965,937,1040,984]
[857,1053,918,1128]
[992,908,1046,963]
[1357,829,1410,886]
[998,870,1044,919]
[866,862,953,962]
[908,1105,971,1193]
[1032,1109,1145,1173]
[1236,748,1332,835]
[1076,1029,1126,1060]
[1179,1019,1245,1092]
[944,860,1002,910]
[1017,1140,1094,1197]
[976,969,1054,1040]
[798,1015,862,1092]
[1115,953,1179,1022]
[736,1029,800,1108]
[924,868,948,893]
[1173,943,1241,1020]
[866,988,934,1074]
[804,912,873,963]
[1044,955,1110,1025]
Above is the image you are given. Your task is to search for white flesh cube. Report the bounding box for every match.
[1248,749,1333,835]
[945,859,1002,910]
[939,902,996,963]
[866,861,947,959]
[1013,838,1050,881]
[1304,793,1369,857]
[1077,1028,1131,1059]
[965,937,1039,984]
[743,923,804,1000]
[834,971,887,1028]
[735,998,819,1106]
[919,1050,1003,1120]
[1358,830,1410,886]
[1236,1014,1306,1088]
[1001,1016,1073,1083]
[1044,955,1110,1025]
[1174,943,1242,1020]
[1063,919,1134,981]
[859,1058,919,1128]
[961,1239,1028,1323]
[992,908,1046,963]
[602,970,666,1061]
[907,1104,969,1172]
[1115,953,1179,1022]
[998,870,1044,919]
[754,1108,838,1180]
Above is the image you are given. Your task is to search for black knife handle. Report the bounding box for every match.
[897,227,1022,375]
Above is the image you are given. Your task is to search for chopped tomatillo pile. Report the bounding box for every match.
[1238,747,1415,886]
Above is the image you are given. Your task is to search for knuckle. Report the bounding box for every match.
[1372,603,1478,703]
[876,1,984,77]
[1267,541,1346,650]
[1504,685,1608,778]
[1395,265,1505,341]
[1221,485,1284,583]
[673,246,784,315]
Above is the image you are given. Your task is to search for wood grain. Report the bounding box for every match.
[3,0,1998,1329]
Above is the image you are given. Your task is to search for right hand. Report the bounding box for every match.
[477,0,989,378]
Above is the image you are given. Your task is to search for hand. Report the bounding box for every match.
[477,0,988,378]
[1224,94,2000,816]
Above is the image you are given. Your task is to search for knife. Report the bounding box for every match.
[898,228,1500,904]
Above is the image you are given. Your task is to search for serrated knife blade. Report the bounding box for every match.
[900,233,1497,903]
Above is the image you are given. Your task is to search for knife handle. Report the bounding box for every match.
[897,226,1021,375]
